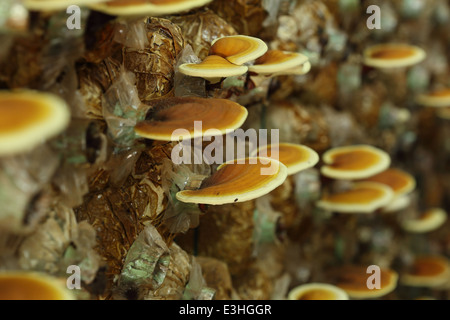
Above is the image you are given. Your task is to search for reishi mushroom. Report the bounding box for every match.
[334,265,398,299]
[363,43,426,69]
[287,283,349,300]
[209,35,268,66]
[269,61,312,77]
[316,182,394,213]
[176,157,288,205]
[361,168,416,198]
[416,88,450,108]
[248,50,310,76]
[361,168,416,212]
[89,0,213,16]
[321,145,391,180]
[400,208,447,233]
[401,256,450,288]
[0,90,71,156]
[253,143,319,176]
[134,97,248,141]
[0,271,74,300]
[178,55,248,84]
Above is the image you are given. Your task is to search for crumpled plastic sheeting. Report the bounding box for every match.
[320,105,364,147]
[195,256,234,300]
[113,18,149,51]
[174,45,206,98]
[144,242,191,300]
[102,67,145,148]
[51,119,108,167]
[47,61,89,120]
[208,0,268,36]
[292,1,345,63]
[18,202,100,285]
[79,17,185,119]
[0,146,59,232]
[40,10,87,91]
[160,159,209,234]
[52,164,89,209]
[183,257,215,300]
[169,9,237,61]
[261,0,282,28]
[253,195,282,256]
[121,17,184,103]
[118,225,170,293]
[293,168,321,210]
[106,147,143,188]
[265,100,330,153]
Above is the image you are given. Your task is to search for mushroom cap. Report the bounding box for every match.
[361,168,416,198]
[316,182,394,213]
[253,143,319,176]
[287,283,349,300]
[382,195,411,213]
[321,145,391,180]
[401,256,450,288]
[24,0,108,11]
[248,50,309,75]
[178,55,249,81]
[416,88,450,108]
[89,0,213,16]
[363,43,426,69]
[0,271,75,300]
[209,35,268,66]
[176,157,288,205]
[134,97,248,141]
[401,208,447,233]
[334,265,398,299]
[270,61,312,77]
[0,90,70,156]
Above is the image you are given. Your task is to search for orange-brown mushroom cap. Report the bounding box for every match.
[361,168,416,198]
[25,0,108,11]
[134,97,248,141]
[89,0,213,16]
[0,90,70,156]
[334,265,398,299]
[401,208,447,233]
[209,35,268,66]
[416,88,450,108]
[176,157,288,205]
[253,143,319,176]
[0,271,75,300]
[401,256,450,288]
[321,145,391,180]
[316,182,394,213]
[287,283,349,300]
[178,55,248,82]
[363,43,426,69]
[248,50,309,75]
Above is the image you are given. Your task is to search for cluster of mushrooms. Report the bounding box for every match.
[0,0,449,301]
